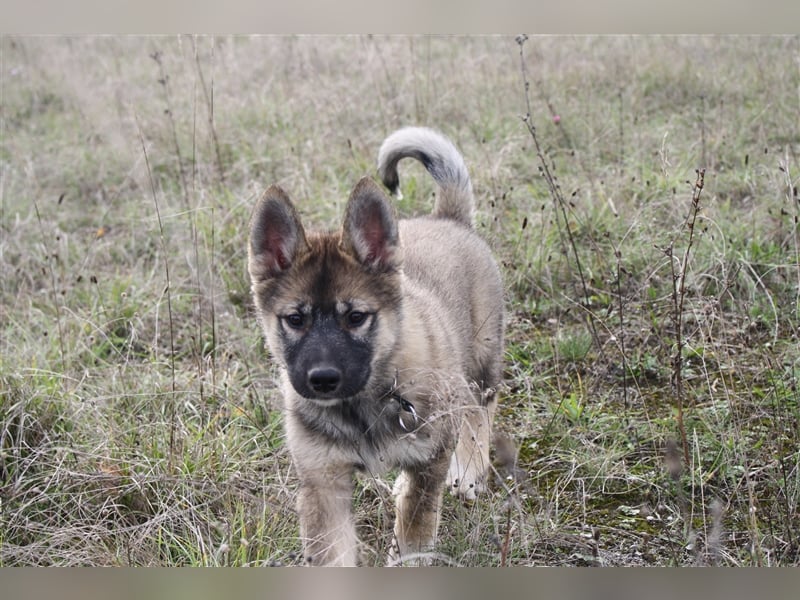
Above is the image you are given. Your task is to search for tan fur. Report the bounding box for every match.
[248,127,504,566]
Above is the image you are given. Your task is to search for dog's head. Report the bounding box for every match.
[248,177,403,406]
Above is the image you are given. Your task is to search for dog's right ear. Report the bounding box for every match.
[248,185,308,281]
[342,177,400,273]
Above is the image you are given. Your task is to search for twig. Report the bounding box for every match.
[500,499,513,567]
[135,114,178,469]
[186,43,208,418]
[699,94,707,171]
[151,50,191,211]
[33,199,66,373]
[192,36,226,186]
[209,206,217,393]
[618,88,625,172]
[614,247,630,417]
[778,158,799,328]
[667,168,706,466]
[516,34,601,351]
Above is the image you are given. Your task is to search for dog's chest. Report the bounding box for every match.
[357,429,440,474]
[342,393,449,473]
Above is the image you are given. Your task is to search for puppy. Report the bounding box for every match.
[248,127,504,565]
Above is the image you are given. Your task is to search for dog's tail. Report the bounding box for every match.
[377,127,473,227]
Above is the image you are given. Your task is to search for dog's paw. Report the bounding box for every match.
[387,537,436,567]
[446,453,487,501]
[387,536,402,567]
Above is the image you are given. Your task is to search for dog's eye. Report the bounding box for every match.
[284,313,305,329]
[346,311,368,327]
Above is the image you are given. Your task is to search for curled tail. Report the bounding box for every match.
[377,127,474,227]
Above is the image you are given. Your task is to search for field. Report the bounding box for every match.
[1,35,799,566]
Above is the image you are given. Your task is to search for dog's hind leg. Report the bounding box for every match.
[446,393,497,501]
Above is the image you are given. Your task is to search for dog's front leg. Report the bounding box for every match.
[296,468,359,566]
[286,403,360,566]
[389,453,450,566]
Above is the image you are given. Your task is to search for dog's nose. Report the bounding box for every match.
[308,366,342,395]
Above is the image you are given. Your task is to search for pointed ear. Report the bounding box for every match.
[341,177,400,271]
[248,185,309,281]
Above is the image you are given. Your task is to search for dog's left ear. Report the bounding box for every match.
[342,177,400,272]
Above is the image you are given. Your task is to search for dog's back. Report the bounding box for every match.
[378,127,504,394]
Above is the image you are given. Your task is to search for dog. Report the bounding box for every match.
[248,127,504,566]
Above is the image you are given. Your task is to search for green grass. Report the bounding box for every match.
[1,35,799,566]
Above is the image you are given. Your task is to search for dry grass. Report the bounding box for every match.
[1,35,799,566]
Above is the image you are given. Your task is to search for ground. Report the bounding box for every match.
[1,35,798,566]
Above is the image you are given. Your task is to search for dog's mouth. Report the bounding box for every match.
[301,395,345,407]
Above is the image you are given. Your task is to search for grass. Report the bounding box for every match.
[1,35,799,566]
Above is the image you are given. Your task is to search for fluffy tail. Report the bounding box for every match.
[377,127,474,227]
